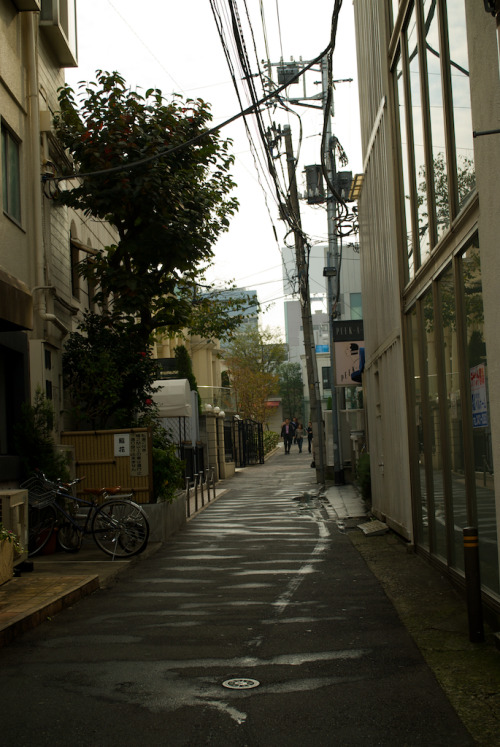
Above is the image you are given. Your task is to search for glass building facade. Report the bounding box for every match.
[354,0,500,607]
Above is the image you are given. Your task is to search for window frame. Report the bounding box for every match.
[1,123,22,225]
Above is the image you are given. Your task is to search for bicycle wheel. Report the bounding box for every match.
[28,503,57,557]
[91,499,149,558]
[57,522,82,553]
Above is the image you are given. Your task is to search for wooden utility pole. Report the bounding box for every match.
[283,124,326,485]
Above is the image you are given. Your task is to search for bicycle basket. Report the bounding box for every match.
[20,475,56,508]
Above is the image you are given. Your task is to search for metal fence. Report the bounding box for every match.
[232,418,264,467]
[223,421,235,462]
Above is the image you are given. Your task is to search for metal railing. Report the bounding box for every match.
[185,467,217,518]
[197,386,237,412]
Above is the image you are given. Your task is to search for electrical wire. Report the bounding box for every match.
[46,7,340,185]
[227,0,302,237]
[209,0,281,211]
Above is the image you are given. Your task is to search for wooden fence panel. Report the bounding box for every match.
[61,428,153,504]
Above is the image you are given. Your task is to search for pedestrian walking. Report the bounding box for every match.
[295,423,304,453]
[307,421,313,453]
[281,418,294,454]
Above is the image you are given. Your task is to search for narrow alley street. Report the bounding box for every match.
[0,449,473,746]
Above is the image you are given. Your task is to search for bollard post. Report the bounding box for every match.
[206,469,212,503]
[200,472,205,507]
[185,478,191,518]
[463,527,484,643]
[194,474,199,513]
[211,467,216,501]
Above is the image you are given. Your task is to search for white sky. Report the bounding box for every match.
[66,0,362,334]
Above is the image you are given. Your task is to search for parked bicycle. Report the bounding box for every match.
[21,472,150,559]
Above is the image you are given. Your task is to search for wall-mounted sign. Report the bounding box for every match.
[114,433,130,457]
[335,340,365,386]
[130,432,149,476]
[332,320,364,342]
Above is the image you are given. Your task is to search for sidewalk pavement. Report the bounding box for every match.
[1,462,499,744]
[0,483,228,648]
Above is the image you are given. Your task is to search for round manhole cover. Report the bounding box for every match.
[222,678,260,690]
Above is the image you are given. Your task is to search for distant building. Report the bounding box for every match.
[215,288,259,349]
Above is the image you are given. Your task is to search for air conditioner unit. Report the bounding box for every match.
[40,0,78,68]
[0,490,28,565]
[13,0,41,10]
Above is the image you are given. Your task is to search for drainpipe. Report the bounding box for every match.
[31,286,70,335]
[25,12,69,339]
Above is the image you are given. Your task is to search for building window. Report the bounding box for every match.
[459,238,498,594]
[322,366,331,391]
[70,239,80,300]
[394,0,475,280]
[1,125,21,223]
[407,233,498,594]
[349,293,363,320]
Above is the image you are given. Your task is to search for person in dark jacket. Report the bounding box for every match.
[281,418,294,454]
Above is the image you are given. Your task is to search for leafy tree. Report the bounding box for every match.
[278,362,304,420]
[54,71,255,425]
[174,344,202,415]
[62,311,160,429]
[174,345,198,392]
[224,327,286,423]
[186,284,259,343]
[224,326,286,375]
[54,70,240,343]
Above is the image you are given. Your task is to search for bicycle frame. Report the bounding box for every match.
[24,472,149,558]
[52,489,97,536]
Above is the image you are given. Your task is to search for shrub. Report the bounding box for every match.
[149,421,185,502]
[152,444,185,503]
[263,430,280,455]
[14,388,70,481]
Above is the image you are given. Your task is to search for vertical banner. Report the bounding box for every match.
[470,363,488,428]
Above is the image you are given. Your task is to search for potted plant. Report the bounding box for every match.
[0,524,22,585]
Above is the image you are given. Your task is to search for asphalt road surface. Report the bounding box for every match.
[0,450,474,746]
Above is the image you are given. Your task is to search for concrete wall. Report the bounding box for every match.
[142,493,186,543]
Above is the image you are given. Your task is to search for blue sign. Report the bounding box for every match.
[316,345,329,353]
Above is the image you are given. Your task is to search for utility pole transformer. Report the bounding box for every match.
[283,125,326,485]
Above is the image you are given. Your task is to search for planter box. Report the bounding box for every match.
[142,492,186,543]
[0,541,14,586]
